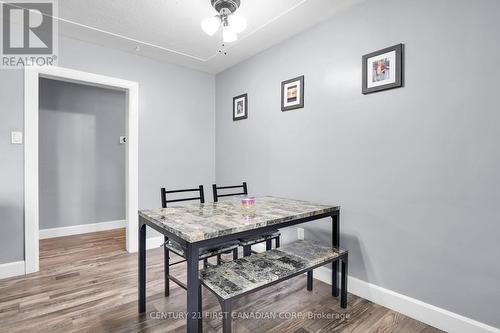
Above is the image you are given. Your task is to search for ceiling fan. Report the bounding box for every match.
[201,0,247,46]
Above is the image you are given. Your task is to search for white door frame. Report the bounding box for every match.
[24,66,139,274]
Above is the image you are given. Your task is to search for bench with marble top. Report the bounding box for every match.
[199,240,348,333]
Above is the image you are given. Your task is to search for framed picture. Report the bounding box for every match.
[281,75,304,111]
[362,44,403,94]
[233,93,248,121]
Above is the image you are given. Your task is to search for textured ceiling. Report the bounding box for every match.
[53,0,357,73]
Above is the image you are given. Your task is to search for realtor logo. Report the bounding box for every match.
[1,1,58,68]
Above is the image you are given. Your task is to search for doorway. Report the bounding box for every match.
[24,66,138,274]
[38,79,126,242]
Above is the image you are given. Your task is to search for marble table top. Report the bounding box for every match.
[139,196,339,243]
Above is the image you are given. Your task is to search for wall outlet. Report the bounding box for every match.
[297,227,305,240]
[119,136,127,144]
[11,131,23,144]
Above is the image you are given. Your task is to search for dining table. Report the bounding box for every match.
[138,196,340,333]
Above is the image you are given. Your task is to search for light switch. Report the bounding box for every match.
[119,136,127,144]
[11,131,23,144]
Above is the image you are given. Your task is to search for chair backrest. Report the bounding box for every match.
[160,185,205,208]
[212,182,248,202]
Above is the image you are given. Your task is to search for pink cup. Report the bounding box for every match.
[241,197,256,207]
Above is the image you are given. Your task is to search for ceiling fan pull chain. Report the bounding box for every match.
[218,31,228,55]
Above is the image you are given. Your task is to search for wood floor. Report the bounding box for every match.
[0,229,443,333]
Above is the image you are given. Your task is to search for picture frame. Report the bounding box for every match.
[281,75,304,111]
[233,93,248,121]
[362,44,404,94]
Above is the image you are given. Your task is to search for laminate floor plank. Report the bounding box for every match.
[0,229,444,333]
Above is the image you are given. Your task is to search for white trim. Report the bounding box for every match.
[146,236,165,250]
[252,243,267,253]
[125,83,139,254]
[39,220,126,240]
[24,68,39,274]
[24,66,139,275]
[313,266,500,333]
[2,235,160,280]
[0,261,26,280]
[252,243,499,332]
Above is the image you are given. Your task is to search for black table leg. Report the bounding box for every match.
[186,243,201,333]
[307,270,313,291]
[164,235,170,297]
[332,213,339,297]
[341,254,348,308]
[198,285,203,332]
[331,262,338,297]
[232,248,238,260]
[138,219,146,313]
[222,300,232,333]
[243,245,251,257]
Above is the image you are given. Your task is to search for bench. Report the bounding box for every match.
[199,240,348,333]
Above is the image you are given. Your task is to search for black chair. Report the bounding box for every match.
[212,182,281,256]
[161,185,239,296]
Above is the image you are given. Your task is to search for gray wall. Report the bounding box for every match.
[0,35,215,263]
[39,79,126,229]
[0,70,24,264]
[215,0,500,327]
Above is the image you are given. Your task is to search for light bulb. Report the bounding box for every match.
[228,14,247,33]
[201,16,220,36]
[222,26,237,43]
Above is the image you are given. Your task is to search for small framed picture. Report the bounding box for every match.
[281,75,304,111]
[362,44,403,94]
[233,93,248,121]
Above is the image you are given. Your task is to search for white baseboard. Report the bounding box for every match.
[253,243,267,252]
[146,236,165,250]
[313,266,499,333]
[39,220,126,239]
[2,232,161,281]
[0,261,26,280]
[252,243,499,333]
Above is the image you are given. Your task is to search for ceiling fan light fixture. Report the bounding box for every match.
[202,0,244,50]
[201,16,221,36]
[211,0,240,14]
[228,14,246,33]
[222,26,237,43]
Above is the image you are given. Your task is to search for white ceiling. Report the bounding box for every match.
[55,0,356,73]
